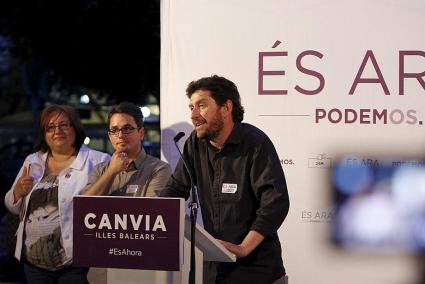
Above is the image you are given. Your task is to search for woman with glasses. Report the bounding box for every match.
[4,104,110,283]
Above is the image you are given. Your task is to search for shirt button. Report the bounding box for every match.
[61,198,66,203]
[64,235,69,240]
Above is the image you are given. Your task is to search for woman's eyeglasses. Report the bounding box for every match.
[45,122,72,133]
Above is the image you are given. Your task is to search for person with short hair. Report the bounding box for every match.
[83,101,172,197]
[160,75,290,284]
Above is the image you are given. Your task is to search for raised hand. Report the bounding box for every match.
[106,151,130,175]
[13,165,34,202]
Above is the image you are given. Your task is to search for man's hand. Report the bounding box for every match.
[218,230,265,258]
[106,151,129,175]
[218,240,250,258]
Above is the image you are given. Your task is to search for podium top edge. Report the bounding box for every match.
[74,195,185,200]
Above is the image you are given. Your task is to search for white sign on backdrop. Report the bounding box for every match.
[160,1,425,283]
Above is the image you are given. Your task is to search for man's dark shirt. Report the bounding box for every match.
[160,122,290,283]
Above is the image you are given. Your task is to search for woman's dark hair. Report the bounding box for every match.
[186,75,245,123]
[34,105,86,153]
[107,101,144,129]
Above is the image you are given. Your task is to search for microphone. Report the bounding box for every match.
[173,131,185,143]
[172,132,198,205]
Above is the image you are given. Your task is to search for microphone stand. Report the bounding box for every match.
[188,186,198,284]
[173,132,198,284]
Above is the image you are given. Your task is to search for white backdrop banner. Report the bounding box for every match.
[160,1,425,283]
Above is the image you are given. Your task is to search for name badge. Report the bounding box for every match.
[126,185,139,194]
[221,183,237,194]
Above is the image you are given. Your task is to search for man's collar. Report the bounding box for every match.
[225,122,242,145]
[133,148,147,169]
[206,122,242,150]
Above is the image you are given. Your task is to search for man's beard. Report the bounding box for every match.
[196,112,224,141]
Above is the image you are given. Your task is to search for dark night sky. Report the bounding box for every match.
[0,0,160,107]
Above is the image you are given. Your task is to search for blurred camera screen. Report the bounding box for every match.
[331,157,425,254]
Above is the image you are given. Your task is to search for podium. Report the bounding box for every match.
[73,196,236,284]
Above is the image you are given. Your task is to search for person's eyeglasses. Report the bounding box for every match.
[45,122,72,133]
[108,125,137,136]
